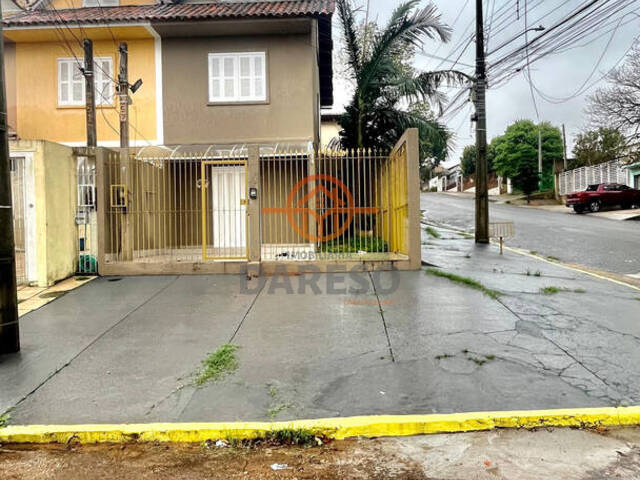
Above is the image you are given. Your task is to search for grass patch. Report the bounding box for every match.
[322,235,388,254]
[547,255,561,262]
[530,250,538,255]
[425,226,441,238]
[194,344,239,386]
[425,268,501,300]
[224,429,320,448]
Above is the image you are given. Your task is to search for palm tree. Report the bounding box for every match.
[336,0,468,155]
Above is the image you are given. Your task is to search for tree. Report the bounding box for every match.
[570,127,627,169]
[492,120,563,197]
[460,145,477,176]
[587,41,640,141]
[336,0,468,156]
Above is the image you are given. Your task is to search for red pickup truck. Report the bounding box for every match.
[566,183,640,213]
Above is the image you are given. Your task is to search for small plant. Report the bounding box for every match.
[485,355,496,360]
[530,250,538,255]
[534,271,542,277]
[0,411,11,428]
[224,429,320,448]
[540,287,563,295]
[468,357,487,366]
[425,226,441,239]
[547,255,560,262]
[426,268,501,300]
[195,344,239,386]
[265,429,317,446]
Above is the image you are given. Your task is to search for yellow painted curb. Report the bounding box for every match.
[2,407,640,444]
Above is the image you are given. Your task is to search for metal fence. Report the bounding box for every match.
[10,156,27,285]
[102,145,410,267]
[76,157,98,274]
[557,160,626,195]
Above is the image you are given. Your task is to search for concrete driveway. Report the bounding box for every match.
[1,231,640,425]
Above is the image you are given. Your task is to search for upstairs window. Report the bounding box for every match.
[83,0,119,6]
[58,57,114,107]
[208,52,266,103]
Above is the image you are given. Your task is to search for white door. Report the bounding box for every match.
[211,165,246,256]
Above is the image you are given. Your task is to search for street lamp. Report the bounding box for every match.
[488,25,545,56]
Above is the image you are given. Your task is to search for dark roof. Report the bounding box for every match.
[3,0,335,27]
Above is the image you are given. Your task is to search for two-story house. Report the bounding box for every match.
[3,0,335,147]
[3,0,421,277]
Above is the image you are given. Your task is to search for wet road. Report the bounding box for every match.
[421,193,640,275]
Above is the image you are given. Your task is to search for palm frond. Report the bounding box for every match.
[391,70,471,111]
[336,0,362,79]
[360,1,451,95]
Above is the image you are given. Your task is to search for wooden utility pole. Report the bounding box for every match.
[0,2,20,354]
[474,0,489,243]
[562,123,568,170]
[118,42,132,261]
[538,126,543,190]
[84,39,97,148]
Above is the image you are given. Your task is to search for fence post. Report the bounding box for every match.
[95,148,107,275]
[400,128,421,270]
[247,145,261,269]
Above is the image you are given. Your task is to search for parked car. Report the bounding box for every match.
[566,183,640,213]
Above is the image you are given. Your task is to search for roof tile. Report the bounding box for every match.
[3,0,335,27]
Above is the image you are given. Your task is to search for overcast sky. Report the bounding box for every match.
[329,0,640,166]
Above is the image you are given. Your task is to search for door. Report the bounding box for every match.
[202,161,247,260]
[10,157,27,285]
[635,174,640,190]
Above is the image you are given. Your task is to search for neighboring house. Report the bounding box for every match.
[622,162,640,189]
[320,112,341,149]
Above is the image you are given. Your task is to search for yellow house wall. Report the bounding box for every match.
[50,0,156,9]
[14,38,157,144]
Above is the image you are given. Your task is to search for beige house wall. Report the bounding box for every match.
[162,32,318,146]
[10,140,77,287]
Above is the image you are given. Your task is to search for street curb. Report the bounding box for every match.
[2,407,640,444]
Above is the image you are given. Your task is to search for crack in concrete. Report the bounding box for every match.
[368,272,395,363]
[8,276,182,417]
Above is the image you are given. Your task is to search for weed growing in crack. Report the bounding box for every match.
[540,287,586,295]
[195,344,239,386]
[0,411,10,428]
[425,226,441,239]
[425,268,501,300]
[547,255,561,262]
[435,354,454,360]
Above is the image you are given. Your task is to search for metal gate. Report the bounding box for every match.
[201,160,248,261]
[77,157,98,274]
[10,157,27,285]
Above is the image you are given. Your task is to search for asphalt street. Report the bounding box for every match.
[422,192,640,276]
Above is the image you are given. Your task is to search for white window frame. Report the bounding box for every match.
[83,0,119,7]
[208,52,267,103]
[57,57,114,107]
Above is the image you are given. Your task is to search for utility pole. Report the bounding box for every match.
[562,123,568,170]
[474,0,489,244]
[538,126,543,190]
[84,39,97,148]
[0,2,20,354]
[118,42,132,261]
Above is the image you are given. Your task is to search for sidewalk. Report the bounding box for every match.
[1,227,639,425]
